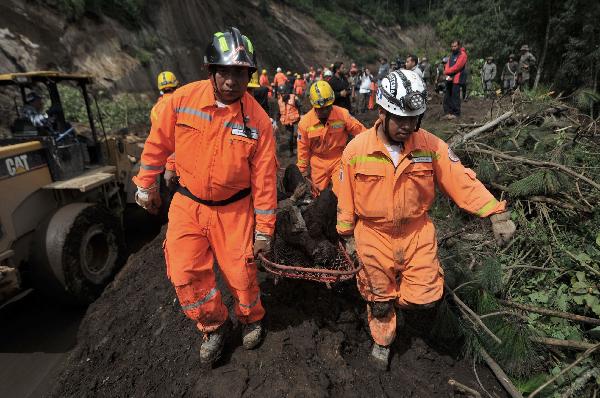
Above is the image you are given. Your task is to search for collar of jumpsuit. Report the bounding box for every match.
[366,119,420,171]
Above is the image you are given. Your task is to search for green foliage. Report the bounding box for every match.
[58,84,152,133]
[507,170,569,197]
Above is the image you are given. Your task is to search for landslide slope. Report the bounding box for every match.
[0,0,423,93]
[48,227,506,397]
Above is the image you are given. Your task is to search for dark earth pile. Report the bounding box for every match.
[49,227,507,397]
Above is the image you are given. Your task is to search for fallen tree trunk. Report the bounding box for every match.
[451,111,514,147]
[480,348,523,398]
[530,336,597,351]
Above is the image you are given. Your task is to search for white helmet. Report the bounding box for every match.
[323,69,333,77]
[376,69,427,117]
[277,67,282,72]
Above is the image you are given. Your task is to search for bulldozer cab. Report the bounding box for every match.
[0,71,105,180]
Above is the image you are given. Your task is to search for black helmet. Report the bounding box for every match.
[204,27,257,73]
[25,91,42,103]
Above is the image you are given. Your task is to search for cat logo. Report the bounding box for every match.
[6,154,30,176]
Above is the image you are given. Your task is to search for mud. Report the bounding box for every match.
[49,226,505,398]
[49,98,508,397]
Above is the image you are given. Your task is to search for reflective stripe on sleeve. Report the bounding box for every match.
[176,107,212,121]
[140,163,165,171]
[238,295,260,309]
[181,288,218,311]
[336,220,354,229]
[476,198,499,217]
[254,208,276,215]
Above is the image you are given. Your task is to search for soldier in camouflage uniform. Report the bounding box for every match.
[518,45,536,89]
[501,54,518,94]
[481,56,497,97]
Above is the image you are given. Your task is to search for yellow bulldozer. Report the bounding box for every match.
[0,71,149,305]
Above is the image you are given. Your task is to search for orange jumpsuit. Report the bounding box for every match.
[277,94,300,126]
[336,121,506,346]
[259,74,272,98]
[293,78,307,96]
[297,105,365,192]
[273,72,288,88]
[133,80,277,333]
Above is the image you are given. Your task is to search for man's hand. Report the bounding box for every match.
[340,89,348,97]
[490,211,516,246]
[163,170,179,190]
[135,184,161,215]
[254,232,272,257]
[342,235,357,260]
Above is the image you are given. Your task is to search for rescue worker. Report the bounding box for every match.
[151,71,180,186]
[151,71,179,123]
[377,57,389,84]
[293,73,307,97]
[259,68,272,98]
[518,45,536,90]
[273,67,288,91]
[501,54,518,94]
[297,80,365,193]
[248,71,270,114]
[443,40,468,119]
[419,57,431,85]
[277,84,301,156]
[481,57,497,98]
[133,27,277,367]
[336,70,517,369]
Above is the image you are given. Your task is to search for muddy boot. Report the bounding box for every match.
[370,343,391,370]
[242,321,264,350]
[200,319,231,365]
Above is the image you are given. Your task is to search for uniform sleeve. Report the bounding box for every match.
[336,149,357,235]
[132,96,176,188]
[251,116,278,236]
[344,111,366,136]
[296,122,310,174]
[432,138,506,217]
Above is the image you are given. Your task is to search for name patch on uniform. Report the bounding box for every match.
[412,156,432,163]
[231,128,258,140]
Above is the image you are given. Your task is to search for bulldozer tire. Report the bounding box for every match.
[32,203,125,304]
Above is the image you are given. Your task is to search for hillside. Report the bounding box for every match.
[0,0,436,93]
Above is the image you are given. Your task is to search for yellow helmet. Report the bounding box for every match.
[309,80,335,108]
[261,69,267,75]
[248,71,260,88]
[157,71,178,91]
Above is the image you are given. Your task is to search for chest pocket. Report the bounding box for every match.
[174,120,205,175]
[403,163,435,217]
[354,165,388,219]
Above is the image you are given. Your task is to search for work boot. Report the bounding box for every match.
[242,321,264,350]
[199,319,231,365]
[370,343,391,371]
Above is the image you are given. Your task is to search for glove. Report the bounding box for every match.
[490,211,516,246]
[290,181,309,203]
[342,236,357,260]
[163,169,179,190]
[253,231,272,256]
[135,184,161,215]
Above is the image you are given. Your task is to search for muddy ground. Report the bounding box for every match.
[49,97,508,397]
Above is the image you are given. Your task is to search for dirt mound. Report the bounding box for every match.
[49,227,506,397]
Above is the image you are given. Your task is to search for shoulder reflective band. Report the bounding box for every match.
[214,32,229,52]
[243,35,254,54]
[349,154,391,166]
[176,107,212,121]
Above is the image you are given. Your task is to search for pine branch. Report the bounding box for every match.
[530,336,597,351]
[448,379,482,397]
[471,148,600,191]
[529,343,600,397]
[479,348,523,398]
[448,285,503,345]
[451,111,514,147]
[499,299,600,326]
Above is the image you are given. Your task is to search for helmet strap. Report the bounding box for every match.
[415,114,424,132]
